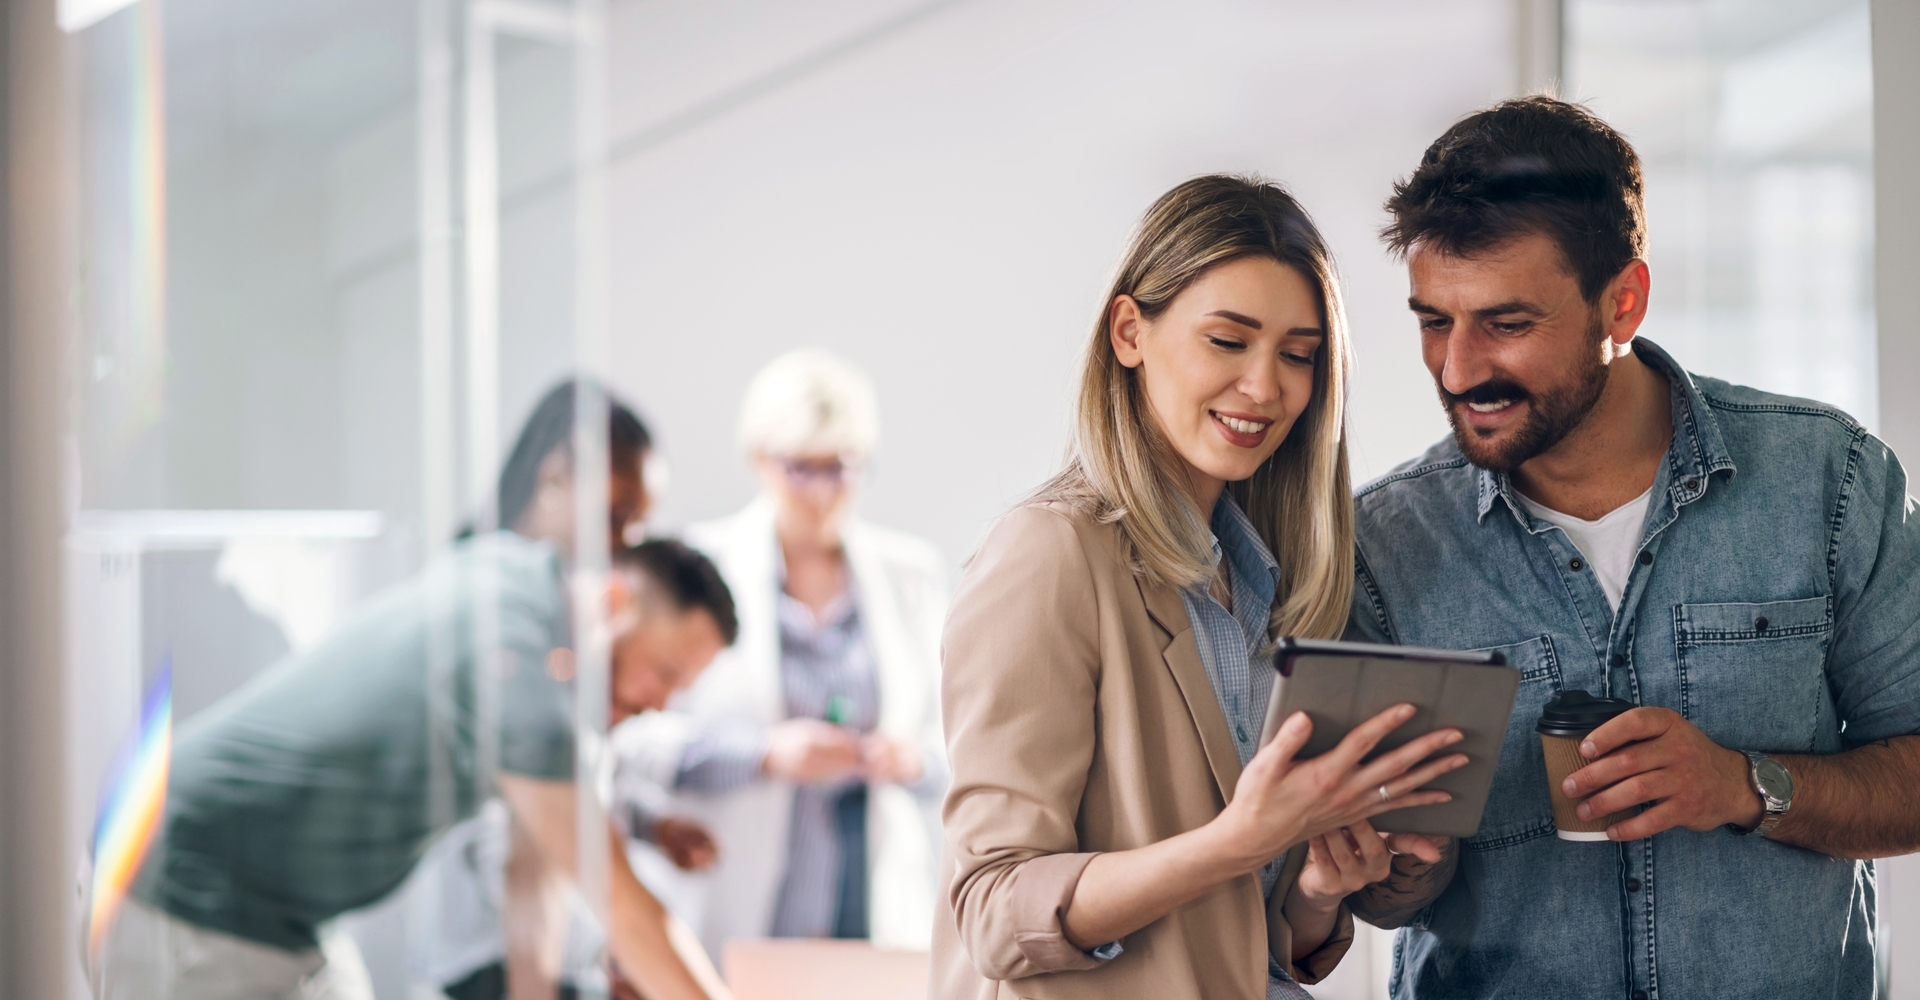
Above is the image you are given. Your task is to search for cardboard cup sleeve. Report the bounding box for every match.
[1540,734,1635,841]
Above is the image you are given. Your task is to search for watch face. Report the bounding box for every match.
[1754,757,1794,802]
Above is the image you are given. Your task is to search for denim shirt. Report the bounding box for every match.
[1347,340,1920,1000]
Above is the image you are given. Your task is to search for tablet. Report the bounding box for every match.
[1255,638,1520,838]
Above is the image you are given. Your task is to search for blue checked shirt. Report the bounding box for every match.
[1179,496,1310,1000]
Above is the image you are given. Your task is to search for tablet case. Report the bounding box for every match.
[1256,639,1521,838]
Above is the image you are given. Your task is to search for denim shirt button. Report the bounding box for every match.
[1569,558,1584,571]
[1625,878,1642,892]
[1685,477,1700,491]
[1637,551,1654,566]
[1632,991,1648,1000]
[1610,654,1625,669]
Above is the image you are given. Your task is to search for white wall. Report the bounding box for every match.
[594,0,1501,564]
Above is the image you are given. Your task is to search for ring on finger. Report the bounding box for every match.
[1378,784,1390,803]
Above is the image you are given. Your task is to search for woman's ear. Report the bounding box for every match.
[1109,295,1147,369]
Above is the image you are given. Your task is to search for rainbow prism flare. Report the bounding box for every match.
[88,657,171,954]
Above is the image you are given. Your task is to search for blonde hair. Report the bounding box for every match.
[737,349,880,458]
[1032,175,1354,641]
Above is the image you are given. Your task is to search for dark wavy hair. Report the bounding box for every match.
[1382,96,1647,303]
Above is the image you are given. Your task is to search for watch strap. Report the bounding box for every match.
[1744,751,1789,837]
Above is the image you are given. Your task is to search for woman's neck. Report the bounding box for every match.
[1182,464,1226,524]
[778,523,847,617]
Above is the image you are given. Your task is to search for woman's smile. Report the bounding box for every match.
[1210,409,1274,448]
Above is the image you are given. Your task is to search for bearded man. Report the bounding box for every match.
[1343,96,1920,999]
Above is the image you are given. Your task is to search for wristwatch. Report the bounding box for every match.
[1737,751,1794,837]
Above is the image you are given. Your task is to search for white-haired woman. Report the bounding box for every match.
[934,176,1469,1000]
[627,350,948,956]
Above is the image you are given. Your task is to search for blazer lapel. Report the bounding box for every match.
[1139,578,1243,803]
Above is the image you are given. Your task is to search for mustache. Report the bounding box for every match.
[1441,379,1532,407]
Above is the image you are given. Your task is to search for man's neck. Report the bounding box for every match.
[1513,346,1673,521]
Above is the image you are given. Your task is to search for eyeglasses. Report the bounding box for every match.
[779,456,859,486]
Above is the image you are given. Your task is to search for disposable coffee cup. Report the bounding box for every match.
[1536,690,1637,841]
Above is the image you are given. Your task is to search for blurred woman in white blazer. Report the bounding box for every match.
[625,349,948,957]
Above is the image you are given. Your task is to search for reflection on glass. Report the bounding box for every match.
[90,385,736,999]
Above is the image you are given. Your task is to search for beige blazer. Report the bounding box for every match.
[934,503,1352,1000]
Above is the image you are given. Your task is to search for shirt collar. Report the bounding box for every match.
[1209,493,1281,607]
[1474,337,1736,523]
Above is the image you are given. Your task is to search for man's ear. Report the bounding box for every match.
[1602,259,1651,348]
[603,568,646,626]
[1109,295,1147,369]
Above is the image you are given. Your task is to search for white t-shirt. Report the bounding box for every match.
[1516,485,1654,613]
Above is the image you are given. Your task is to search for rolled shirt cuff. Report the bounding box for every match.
[1008,852,1109,973]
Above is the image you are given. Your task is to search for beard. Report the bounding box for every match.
[1440,318,1611,473]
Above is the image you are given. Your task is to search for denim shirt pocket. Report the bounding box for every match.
[1461,635,1561,850]
[1673,595,1832,753]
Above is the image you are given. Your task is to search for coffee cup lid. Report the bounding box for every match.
[1536,689,1636,736]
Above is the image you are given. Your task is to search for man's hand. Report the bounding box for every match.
[653,817,718,871]
[762,719,864,783]
[861,733,924,785]
[1563,706,1761,841]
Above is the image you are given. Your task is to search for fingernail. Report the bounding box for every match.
[1446,730,1464,744]
[1580,741,1596,756]
[1607,826,1620,840]
[1577,804,1590,820]
[1400,704,1417,717]
[1452,754,1469,768]
[1562,777,1577,795]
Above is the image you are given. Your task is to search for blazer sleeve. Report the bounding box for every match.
[1265,844,1356,985]
[941,505,1108,981]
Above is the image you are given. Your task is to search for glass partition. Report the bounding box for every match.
[67,0,618,996]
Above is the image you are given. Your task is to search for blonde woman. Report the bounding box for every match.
[935,176,1468,1000]
[625,350,948,957]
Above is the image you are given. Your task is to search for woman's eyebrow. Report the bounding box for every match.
[1286,327,1326,339]
[1205,309,1263,329]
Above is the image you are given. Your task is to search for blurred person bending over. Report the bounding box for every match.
[95,381,738,1000]
[625,349,949,954]
[407,383,719,1000]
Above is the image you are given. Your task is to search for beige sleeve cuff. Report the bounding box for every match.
[1286,903,1355,986]
[1008,852,1108,973]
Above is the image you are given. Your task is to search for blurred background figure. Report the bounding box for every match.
[626,350,949,957]
[409,381,729,1000]
[97,520,736,999]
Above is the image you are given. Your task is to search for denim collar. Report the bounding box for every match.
[1475,337,1736,525]
[1207,492,1281,609]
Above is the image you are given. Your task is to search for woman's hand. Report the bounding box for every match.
[762,719,864,783]
[1282,818,1397,961]
[1214,703,1468,872]
[861,733,924,785]
[1291,820,1392,908]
